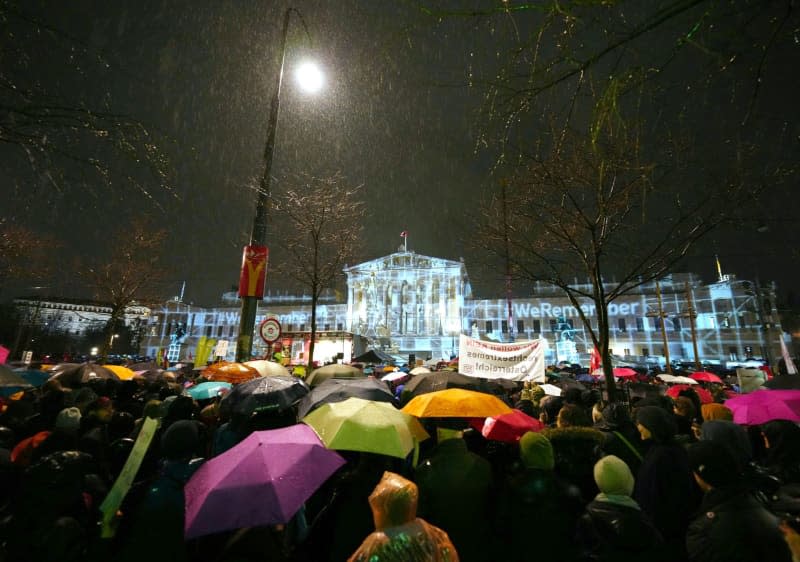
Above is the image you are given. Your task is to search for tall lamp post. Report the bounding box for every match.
[236,8,323,361]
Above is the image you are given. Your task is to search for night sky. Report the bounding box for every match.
[2,1,799,306]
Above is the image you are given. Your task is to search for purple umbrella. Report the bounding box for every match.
[725,389,800,425]
[184,423,345,539]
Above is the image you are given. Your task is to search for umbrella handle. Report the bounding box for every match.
[412,440,420,468]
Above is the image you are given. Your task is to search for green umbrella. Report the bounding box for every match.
[302,397,429,460]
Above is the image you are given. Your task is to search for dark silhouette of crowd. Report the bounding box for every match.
[0,367,799,562]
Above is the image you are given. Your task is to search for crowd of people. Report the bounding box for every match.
[0,362,799,562]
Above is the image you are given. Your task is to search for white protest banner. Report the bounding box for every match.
[459,334,545,382]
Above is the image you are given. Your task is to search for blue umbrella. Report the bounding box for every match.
[187,381,232,400]
[13,369,50,387]
[576,374,595,383]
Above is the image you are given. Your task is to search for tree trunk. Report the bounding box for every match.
[307,290,318,372]
[592,271,618,401]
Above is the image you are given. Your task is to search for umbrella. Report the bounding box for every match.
[133,368,165,382]
[576,373,595,383]
[305,363,364,387]
[657,374,679,383]
[48,363,119,387]
[690,371,723,384]
[219,375,309,418]
[12,368,50,387]
[0,364,33,388]
[469,409,544,443]
[404,371,481,395]
[381,371,408,383]
[184,424,345,539]
[401,388,513,418]
[724,390,800,425]
[203,361,260,384]
[666,384,714,404]
[296,378,395,419]
[244,360,290,377]
[539,383,562,397]
[186,381,233,400]
[127,361,160,372]
[557,379,587,391]
[409,366,431,375]
[671,376,699,385]
[763,375,800,390]
[592,367,637,378]
[302,397,429,459]
[103,365,137,380]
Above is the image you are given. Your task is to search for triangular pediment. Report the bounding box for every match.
[345,251,463,274]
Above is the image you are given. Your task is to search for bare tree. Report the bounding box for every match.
[78,218,168,358]
[272,172,365,370]
[0,219,56,295]
[477,122,758,398]
[0,2,174,201]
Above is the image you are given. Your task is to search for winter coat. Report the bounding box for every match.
[686,486,792,562]
[415,438,493,562]
[495,467,584,562]
[543,426,605,503]
[576,498,663,562]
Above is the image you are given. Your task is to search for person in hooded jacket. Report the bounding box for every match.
[686,440,792,562]
[348,471,459,562]
[576,455,663,562]
[760,419,800,486]
[495,431,584,562]
[594,403,645,475]
[633,405,700,561]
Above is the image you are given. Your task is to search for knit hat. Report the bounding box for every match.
[160,420,201,461]
[519,431,554,470]
[54,407,82,435]
[635,406,677,443]
[701,403,733,422]
[688,440,739,488]
[594,455,634,496]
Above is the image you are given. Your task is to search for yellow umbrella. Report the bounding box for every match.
[203,361,260,384]
[401,388,513,418]
[104,365,137,380]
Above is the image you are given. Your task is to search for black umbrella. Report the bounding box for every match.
[764,375,800,390]
[48,363,119,387]
[404,372,515,396]
[305,363,365,387]
[219,375,309,418]
[296,377,395,419]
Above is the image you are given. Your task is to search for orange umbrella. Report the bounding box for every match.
[401,388,513,418]
[103,365,137,380]
[203,361,260,384]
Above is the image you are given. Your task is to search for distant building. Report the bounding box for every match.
[12,251,786,368]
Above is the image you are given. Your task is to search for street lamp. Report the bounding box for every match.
[236,8,323,362]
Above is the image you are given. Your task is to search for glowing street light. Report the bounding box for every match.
[236,8,324,361]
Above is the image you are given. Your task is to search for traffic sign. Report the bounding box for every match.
[259,316,282,343]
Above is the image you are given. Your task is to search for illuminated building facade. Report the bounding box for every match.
[133,251,786,368]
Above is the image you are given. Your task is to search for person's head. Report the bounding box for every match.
[594,455,635,497]
[368,471,418,530]
[518,431,554,470]
[87,397,114,424]
[160,419,203,462]
[701,403,734,422]
[54,407,82,436]
[556,403,591,428]
[598,402,634,431]
[673,396,696,419]
[699,420,752,470]
[688,440,740,492]
[761,419,800,465]
[635,406,677,443]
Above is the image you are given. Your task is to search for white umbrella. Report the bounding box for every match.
[671,375,698,385]
[657,374,679,383]
[381,371,408,382]
[244,360,290,377]
[539,383,562,397]
[409,366,431,375]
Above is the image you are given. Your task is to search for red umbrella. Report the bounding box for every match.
[469,409,544,443]
[690,371,723,384]
[666,384,714,404]
[591,367,637,378]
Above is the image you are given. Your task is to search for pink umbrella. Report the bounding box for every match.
[469,409,544,443]
[724,390,800,425]
[184,424,345,539]
[690,371,723,384]
[666,384,714,404]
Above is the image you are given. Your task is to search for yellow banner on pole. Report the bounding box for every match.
[99,416,160,538]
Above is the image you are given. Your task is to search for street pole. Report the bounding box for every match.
[650,281,672,375]
[236,8,292,362]
[685,282,701,371]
